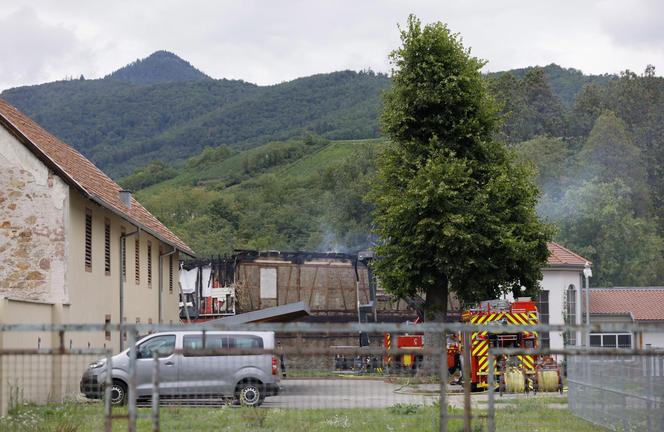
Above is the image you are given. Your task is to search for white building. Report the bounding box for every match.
[499,242,590,350]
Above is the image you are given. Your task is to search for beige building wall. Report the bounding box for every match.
[0,299,76,416]
[0,125,184,413]
[63,192,180,351]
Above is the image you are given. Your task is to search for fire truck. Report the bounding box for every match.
[383,319,423,372]
[384,297,562,393]
[461,297,562,393]
[383,328,461,375]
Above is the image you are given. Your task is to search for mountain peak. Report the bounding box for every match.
[104,50,211,85]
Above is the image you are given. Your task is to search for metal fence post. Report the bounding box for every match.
[462,331,472,432]
[439,332,448,432]
[487,348,495,432]
[660,355,664,432]
[104,349,113,432]
[152,351,160,432]
[128,327,137,432]
[646,354,653,432]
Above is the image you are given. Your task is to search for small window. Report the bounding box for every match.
[135,238,140,284]
[617,334,631,348]
[260,268,277,299]
[183,335,226,356]
[147,241,152,288]
[104,218,111,276]
[602,335,617,348]
[168,255,174,294]
[137,335,175,359]
[85,208,92,272]
[565,284,577,346]
[104,314,111,341]
[536,290,550,349]
[229,335,263,349]
[590,333,632,348]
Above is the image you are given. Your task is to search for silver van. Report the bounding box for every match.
[80,331,279,407]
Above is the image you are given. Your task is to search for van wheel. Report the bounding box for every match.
[110,380,127,406]
[236,381,264,407]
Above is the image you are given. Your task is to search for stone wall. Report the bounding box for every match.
[0,126,68,303]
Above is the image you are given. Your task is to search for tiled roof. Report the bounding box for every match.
[0,98,194,256]
[590,288,664,321]
[546,242,590,267]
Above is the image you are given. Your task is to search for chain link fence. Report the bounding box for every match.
[568,352,664,432]
[0,322,662,431]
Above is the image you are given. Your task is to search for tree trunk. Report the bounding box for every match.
[418,275,448,377]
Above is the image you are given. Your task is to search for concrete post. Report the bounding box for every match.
[50,304,64,404]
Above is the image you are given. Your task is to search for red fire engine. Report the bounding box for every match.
[385,297,562,393]
[462,297,562,393]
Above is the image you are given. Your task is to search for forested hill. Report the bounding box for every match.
[2,51,610,177]
[488,63,615,106]
[104,50,212,85]
[131,65,664,288]
[2,49,659,286]
[2,57,390,177]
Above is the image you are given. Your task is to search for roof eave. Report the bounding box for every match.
[89,195,196,258]
[544,263,586,271]
[0,114,89,197]
[0,113,195,258]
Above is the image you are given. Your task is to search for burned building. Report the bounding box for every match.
[181,250,417,324]
[180,250,420,366]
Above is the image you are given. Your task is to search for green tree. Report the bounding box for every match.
[520,67,567,139]
[556,181,664,286]
[370,16,553,326]
[489,72,525,143]
[120,160,177,191]
[635,104,664,233]
[489,67,567,143]
[568,84,604,138]
[514,136,573,198]
[578,111,651,215]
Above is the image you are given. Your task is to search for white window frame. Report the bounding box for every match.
[589,332,632,348]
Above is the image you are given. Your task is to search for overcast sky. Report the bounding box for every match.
[1,0,662,91]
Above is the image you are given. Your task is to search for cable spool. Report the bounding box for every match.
[505,369,525,393]
[537,370,559,392]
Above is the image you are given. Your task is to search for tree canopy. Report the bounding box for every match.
[369,16,553,321]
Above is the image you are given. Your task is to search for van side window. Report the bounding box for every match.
[137,335,175,359]
[183,335,226,357]
[228,335,263,349]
